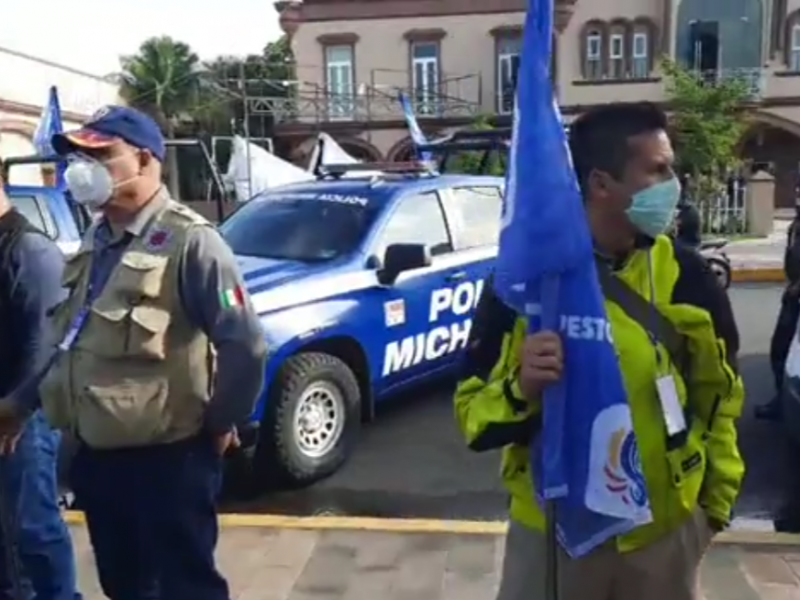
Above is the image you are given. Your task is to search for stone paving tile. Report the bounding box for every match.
[68,525,800,600]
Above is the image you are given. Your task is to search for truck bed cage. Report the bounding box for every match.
[2,154,62,180]
[4,139,229,222]
[417,128,511,175]
[316,161,436,179]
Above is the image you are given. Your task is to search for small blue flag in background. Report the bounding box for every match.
[33,85,65,186]
[398,92,433,163]
[493,0,653,557]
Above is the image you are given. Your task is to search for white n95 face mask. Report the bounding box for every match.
[64,158,115,209]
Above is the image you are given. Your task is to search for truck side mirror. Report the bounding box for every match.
[378,243,431,284]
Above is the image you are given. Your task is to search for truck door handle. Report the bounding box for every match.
[446,271,468,282]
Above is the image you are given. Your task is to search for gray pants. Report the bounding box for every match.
[496,510,713,600]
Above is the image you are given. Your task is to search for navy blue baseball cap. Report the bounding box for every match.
[51,105,166,162]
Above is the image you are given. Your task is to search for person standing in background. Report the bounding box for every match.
[756,191,800,420]
[0,160,81,600]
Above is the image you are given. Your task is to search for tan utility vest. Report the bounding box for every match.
[40,200,214,449]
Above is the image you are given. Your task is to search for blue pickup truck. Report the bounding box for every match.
[4,135,509,489]
[221,161,505,486]
[2,155,89,253]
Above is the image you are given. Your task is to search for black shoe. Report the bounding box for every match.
[755,399,782,421]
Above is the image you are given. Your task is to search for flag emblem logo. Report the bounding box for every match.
[220,286,245,309]
[586,404,651,522]
[603,429,647,508]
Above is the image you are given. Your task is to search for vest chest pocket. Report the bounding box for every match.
[129,305,171,359]
[82,304,171,360]
[78,252,172,360]
[115,252,169,297]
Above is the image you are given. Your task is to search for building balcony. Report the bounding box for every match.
[256,86,483,129]
[693,68,766,101]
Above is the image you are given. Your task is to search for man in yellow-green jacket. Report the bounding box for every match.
[454,102,744,600]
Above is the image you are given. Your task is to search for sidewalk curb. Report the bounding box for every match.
[731,268,784,283]
[61,511,800,546]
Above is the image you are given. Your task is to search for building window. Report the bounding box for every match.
[609,32,625,78]
[632,31,649,78]
[411,41,440,116]
[586,32,603,79]
[792,25,800,71]
[497,37,521,114]
[324,45,354,120]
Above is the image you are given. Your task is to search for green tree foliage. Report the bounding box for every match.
[120,36,203,196]
[447,115,506,176]
[202,36,295,139]
[119,35,295,199]
[120,36,202,133]
[661,58,751,199]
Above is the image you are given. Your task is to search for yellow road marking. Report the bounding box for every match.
[731,268,784,283]
[62,511,800,545]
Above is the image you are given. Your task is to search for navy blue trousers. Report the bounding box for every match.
[0,411,80,600]
[70,435,229,600]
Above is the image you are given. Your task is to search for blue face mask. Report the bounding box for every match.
[625,177,681,238]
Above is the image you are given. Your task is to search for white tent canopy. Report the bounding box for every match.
[307,133,383,178]
[308,132,359,172]
[224,135,314,201]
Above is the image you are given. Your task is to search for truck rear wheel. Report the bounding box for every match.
[256,352,361,487]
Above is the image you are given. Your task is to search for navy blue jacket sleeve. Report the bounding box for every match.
[178,225,267,434]
[7,232,65,410]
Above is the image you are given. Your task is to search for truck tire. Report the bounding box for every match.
[256,352,361,487]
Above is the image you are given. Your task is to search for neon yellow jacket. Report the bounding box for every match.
[454,235,744,551]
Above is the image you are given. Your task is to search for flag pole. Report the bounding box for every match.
[540,274,561,600]
[545,502,559,600]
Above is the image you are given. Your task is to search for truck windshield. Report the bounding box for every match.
[220,192,379,261]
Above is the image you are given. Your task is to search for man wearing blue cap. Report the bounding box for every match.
[0,105,268,600]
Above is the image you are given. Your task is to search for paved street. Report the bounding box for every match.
[70,525,800,599]
[227,283,797,531]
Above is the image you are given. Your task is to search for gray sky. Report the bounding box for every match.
[1,0,283,76]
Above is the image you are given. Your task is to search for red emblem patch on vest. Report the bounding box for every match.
[145,227,172,250]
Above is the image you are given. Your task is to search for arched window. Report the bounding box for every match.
[608,20,628,79]
[631,18,657,78]
[791,23,800,70]
[785,10,800,70]
[581,20,606,80]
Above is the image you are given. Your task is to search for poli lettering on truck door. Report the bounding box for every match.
[370,182,503,393]
[368,189,471,392]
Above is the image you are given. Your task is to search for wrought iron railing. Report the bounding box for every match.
[246,84,483,125]
[691,68,765,100]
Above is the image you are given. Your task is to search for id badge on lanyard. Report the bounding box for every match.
[647,253,686,436]
[58,307,90,351]
[58,248,101,352]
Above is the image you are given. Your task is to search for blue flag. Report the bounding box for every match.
[33,86,65,186]
[493,0,652,558]
[397,92,433,163]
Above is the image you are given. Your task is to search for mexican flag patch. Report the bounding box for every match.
[220,286,245,309]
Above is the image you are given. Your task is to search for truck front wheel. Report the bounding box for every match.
[256,352,361,487]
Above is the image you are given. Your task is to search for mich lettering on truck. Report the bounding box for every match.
[382,279,484,376]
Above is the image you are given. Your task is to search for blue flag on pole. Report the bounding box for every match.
[493,0,653,558]
[397,92,433,163]
[33,86,65,186]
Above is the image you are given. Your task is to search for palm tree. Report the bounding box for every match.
[120,36,202,198]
